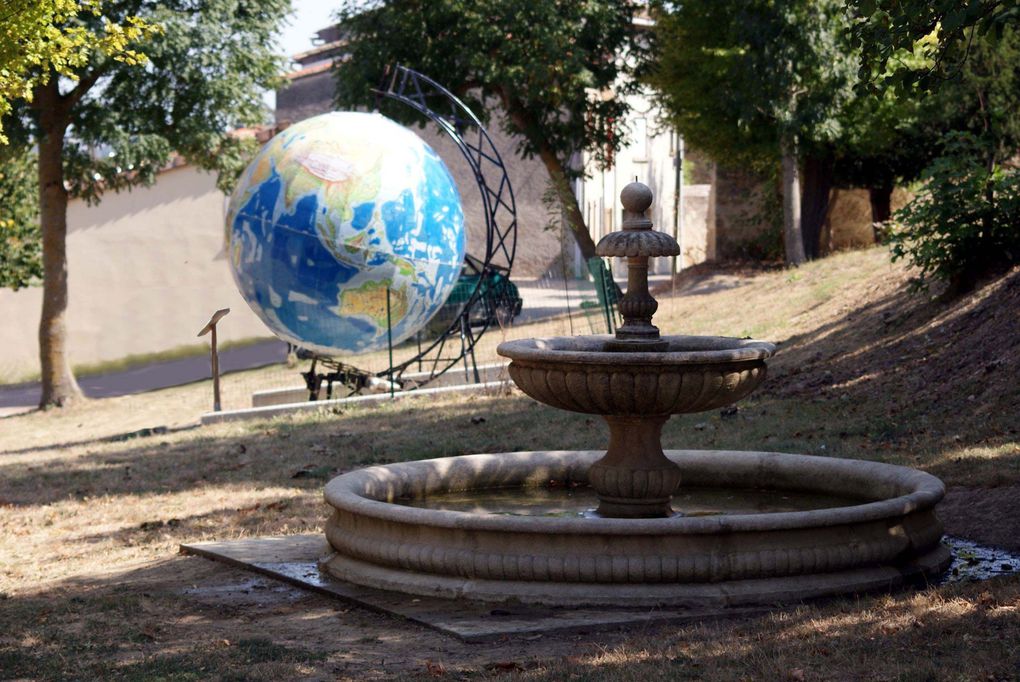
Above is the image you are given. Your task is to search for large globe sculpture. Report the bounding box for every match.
[226,112,466,355]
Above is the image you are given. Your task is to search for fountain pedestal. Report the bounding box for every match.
[588,415,679,517]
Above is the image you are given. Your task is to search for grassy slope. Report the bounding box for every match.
[0,246,1018,681]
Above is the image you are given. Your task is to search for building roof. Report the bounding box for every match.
[284,61,333,81]
[291,39,346,66]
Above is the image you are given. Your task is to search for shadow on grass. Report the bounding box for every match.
[762,270,1020,464]
[3,367,1020,512]
[0,573,330,681]
[512,578,1020,682]
[2,546,1019,681]
[0,552,448,681]
[0,423,201,458]
[0,396,605,506]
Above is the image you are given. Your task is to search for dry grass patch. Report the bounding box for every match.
[510,582,1020,681]
[1,247,1019,680]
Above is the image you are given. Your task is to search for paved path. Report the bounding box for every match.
[0,275,671,411]
[0,340,287,410]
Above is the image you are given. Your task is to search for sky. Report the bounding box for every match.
[263,0,339,110]
[278,0,337,59]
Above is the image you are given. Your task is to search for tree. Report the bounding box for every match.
[2,0,289,407]
[849,0,1020,291]
[331,0,643,262]
[889,132,1020,292]
[830,66,935,234]
[0,1,152,143]
[848,0,1020,92]
[888,27,1020,292]
[648,0,856,264]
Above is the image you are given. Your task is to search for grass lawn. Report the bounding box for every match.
[1,246,1018,680]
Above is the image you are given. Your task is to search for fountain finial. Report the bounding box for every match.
[621,181,653,217]
[596,182,680,351]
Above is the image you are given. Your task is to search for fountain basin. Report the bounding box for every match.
[497,335,775,415]
[497,335,777,517]
[322,450,950,607]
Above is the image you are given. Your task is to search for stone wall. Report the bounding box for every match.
[714,165,778,260]
[712,163,913,259]
[679,184,714,266]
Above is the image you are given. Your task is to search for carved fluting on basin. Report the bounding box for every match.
[321,450,951,605]
[506,356,767,415]
[499,334,775,517]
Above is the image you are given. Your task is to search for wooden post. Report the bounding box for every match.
[198,308,230,412]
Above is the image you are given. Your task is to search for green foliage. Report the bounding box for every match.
[212,136,264,195]
[933,25,1020,158]
[0,0,157,143]
[848,0,1020,92]
[830,76,932,191]
[648,0,857,169]
[3,0,290,403]
[0,148,41,289]
[889,133,1020,290]
[882,27,1020,292]
[3,0,290,201]
[332,0,642,178]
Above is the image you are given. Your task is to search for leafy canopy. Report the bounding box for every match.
[0,0,156,143]
[3,0,289,201]
[647,0,856,168]
[889,132,1020,289]
[0,147,41,289]
[332,0,642,176]
[848,0,1020,91]
[888,27,1020,290]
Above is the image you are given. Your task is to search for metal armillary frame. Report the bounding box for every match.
[299,65,519,399]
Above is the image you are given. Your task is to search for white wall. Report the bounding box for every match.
[579,91,714,275]
[0,166,271,381]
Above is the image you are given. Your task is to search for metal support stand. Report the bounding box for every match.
[386,288,395,399]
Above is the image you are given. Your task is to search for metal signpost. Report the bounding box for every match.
[197,308,230,412]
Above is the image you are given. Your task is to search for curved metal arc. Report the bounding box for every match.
[380,65,519,270]
[388,66,487,130]
[373,92,494,359]
[369,65,518,387]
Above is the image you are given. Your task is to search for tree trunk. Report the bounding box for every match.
[533,144,598,262]
[497,87,598,262]
[800,154,834,259]
[780,137,806,266]
[868,182,893,243]
[36,82,82,408]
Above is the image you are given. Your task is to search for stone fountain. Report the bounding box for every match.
[321,182,950,607]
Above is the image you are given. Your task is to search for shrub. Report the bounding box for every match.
[888,133,1020,292]
[0,148,41,291]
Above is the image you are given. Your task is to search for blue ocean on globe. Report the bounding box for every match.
[225,112,466,355]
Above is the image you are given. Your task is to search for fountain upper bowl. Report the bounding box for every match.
[497,335,776,415]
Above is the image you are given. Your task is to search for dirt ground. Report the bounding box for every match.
[2,247,1019,681]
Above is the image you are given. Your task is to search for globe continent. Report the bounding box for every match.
[226,112,466,355]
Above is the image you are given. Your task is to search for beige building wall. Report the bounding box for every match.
[580,92,715,274]
[0,166,271,381]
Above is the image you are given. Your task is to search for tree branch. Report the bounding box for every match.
[65,63,110,108]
